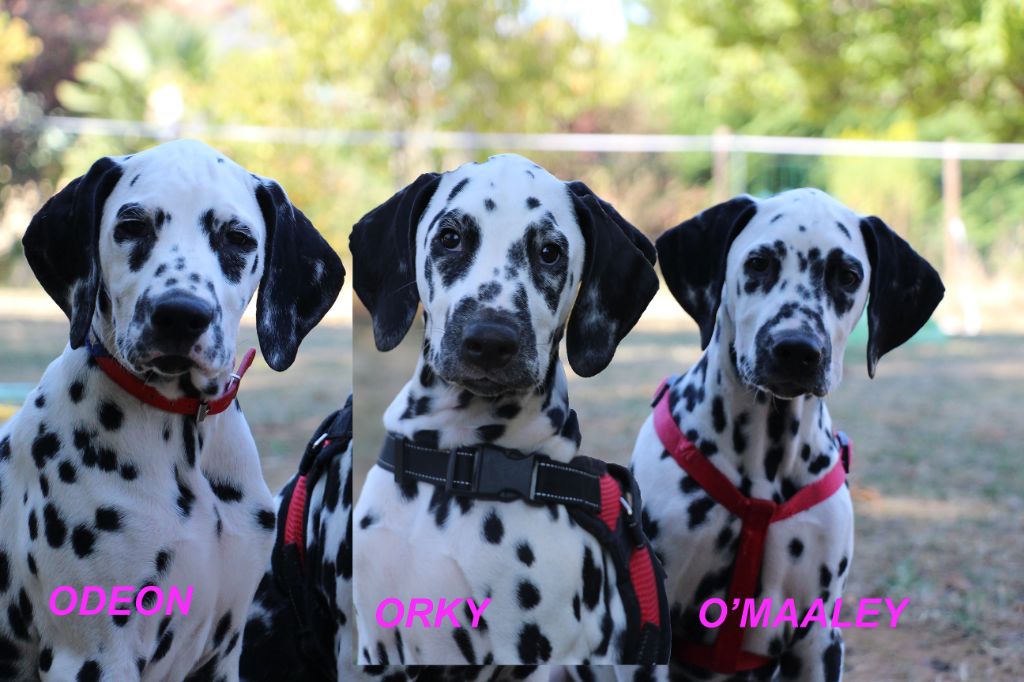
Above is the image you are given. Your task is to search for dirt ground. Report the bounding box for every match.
[352,306,1024,682]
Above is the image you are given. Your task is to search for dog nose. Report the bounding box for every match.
[462,322,519,370]
[770,333,823,373]
[151,293,214,345]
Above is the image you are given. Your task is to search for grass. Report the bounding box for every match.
[353,310,1024,681]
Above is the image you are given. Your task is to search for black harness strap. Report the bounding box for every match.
[377,434,602,511]
[272,396,352,678]
[376,433,671,665]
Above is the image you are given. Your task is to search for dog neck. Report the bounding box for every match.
[669,320,840,499]
[90,316,232,402]
[382,347,582,463]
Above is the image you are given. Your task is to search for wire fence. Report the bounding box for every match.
[16,115,1024,333]
[36,115,1024,161]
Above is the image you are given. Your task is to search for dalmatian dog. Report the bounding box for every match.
[351,154,659,666]
[0,139,344,681]
[241,395,354,681]
[630,189,944,681]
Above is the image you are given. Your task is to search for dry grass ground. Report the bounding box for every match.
[352,305,1023,682]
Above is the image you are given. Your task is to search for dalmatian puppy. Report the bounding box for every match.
[631,189,944,680]
[351,154,659,666]
[0,140,344,681]
[241,395,353,681]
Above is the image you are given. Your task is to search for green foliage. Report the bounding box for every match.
[6,0,1023,273]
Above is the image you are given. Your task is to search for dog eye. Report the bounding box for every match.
[539,243,562,265]
[114,219,150,241]
[439,228,462,251]
[746,256,771,273]
[225,228,256,249]
[837,267,861,289]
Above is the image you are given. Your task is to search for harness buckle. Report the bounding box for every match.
[196,402,210,422]
[445,444,538,502]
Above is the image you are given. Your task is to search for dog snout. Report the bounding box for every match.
[461,321,520,371]
[151,292,214,348]
[770,333,823,375]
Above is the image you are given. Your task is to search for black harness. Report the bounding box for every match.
[272,396,353,680]
[377,433,671,665]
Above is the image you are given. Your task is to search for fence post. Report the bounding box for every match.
[712,125,732,202]
[942,138,981,334]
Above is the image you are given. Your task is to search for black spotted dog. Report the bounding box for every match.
[351,154,662,666]
[630,189,944,681]
[241,395,353,681]
[0,140,344,681]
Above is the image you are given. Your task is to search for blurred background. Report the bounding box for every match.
[1,0,1022,679]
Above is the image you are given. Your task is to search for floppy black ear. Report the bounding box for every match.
[255,180,345,371]
[655,196,758,349]
[564,181,659,377]
[22,156,123,348]
[350,172,441,351]
[859,216,944,378]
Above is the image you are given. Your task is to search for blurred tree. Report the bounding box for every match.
[663,0,1024,140]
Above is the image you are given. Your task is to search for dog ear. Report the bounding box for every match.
[350,172,441,351]
[656,196,758,349]
[22,157,123,349]
[859,216,944,378]
[564,181,659,377]
[254,179,345,371]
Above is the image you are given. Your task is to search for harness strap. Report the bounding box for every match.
[652,378,850,673]
[86,337,256,422]
[273,399,352,676]
[377,436,670,664]
[377,435,603,511]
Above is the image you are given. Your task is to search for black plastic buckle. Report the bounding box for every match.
[445,444,537,502]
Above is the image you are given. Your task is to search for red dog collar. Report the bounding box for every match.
[86,338,256,422]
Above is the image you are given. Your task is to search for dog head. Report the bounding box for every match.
[657,188,944,398]
[23,139,344,395]
[352,153,658,397]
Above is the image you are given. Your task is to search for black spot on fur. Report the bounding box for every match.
[76,660,101,682]
[255,508,276,531]
[210,481,243,503]
[72,525,96,558]
[483,510,504,544]
[687,496,715,528]
[453,627,476,664]
[517,580,541,610]
[516,542,535,566]
[95,506,122,531]
[43,503,67,547]
[581,547,602,609]
[516,623,552,663]
[448,178,469,201]
[31,430,61,469]
[526,197,540,209]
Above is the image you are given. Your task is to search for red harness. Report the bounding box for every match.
[87,338,256,422]
[652,378,851,674]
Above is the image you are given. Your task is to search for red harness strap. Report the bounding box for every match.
[596,474,662,630]
[88,339,256,422]
[282,439,333,568]
[652,379,849,673]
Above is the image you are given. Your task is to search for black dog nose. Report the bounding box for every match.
[462,322,519,370]
[771,333,823,373]
[151,293,214,344]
